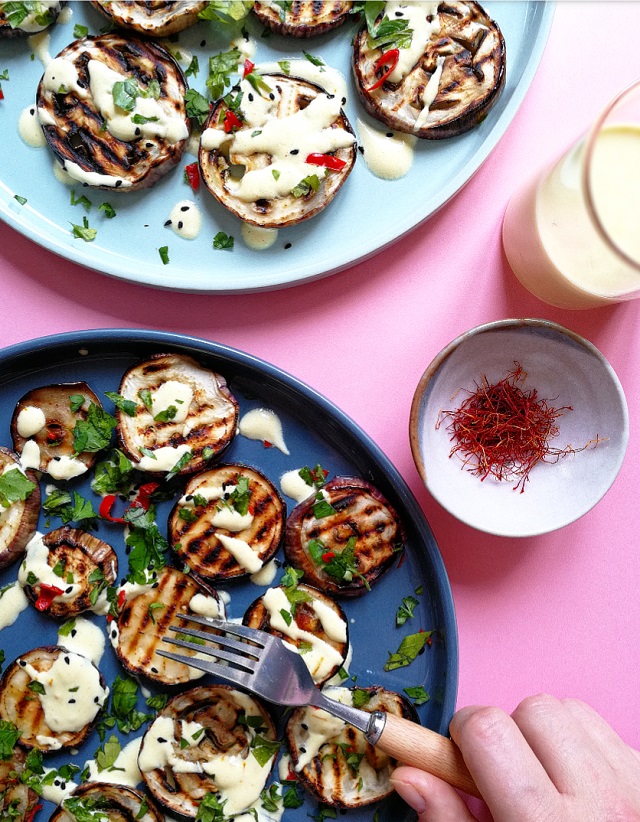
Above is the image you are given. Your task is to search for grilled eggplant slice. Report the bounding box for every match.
[244,581,348,685]
[285,477,404,596]
[199,73,356,228]
[115,565,224,685]
[36,33,190,191]
[51,782,164,822]
[20,528,117,619]
[0,646,108,752]
[169,464,285,583]
[90,1,207,37]
[0,447,40,572]
[286,685,418,808]
[0,1,64,38]
[0,747,39,822]
[11,382,106,480]
[252,1,353,37]
[139,685,278,818]
[353,1,506,139]
[116,353,238,476]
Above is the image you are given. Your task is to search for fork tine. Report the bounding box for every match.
[162,636,257,672]
[167,625,261,658]
[175,615,268,645]
[156,649,253,687]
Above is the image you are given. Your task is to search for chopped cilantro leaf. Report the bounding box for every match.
[158,245,170,265]
[384,631,434,671]
[213,231,234,249]
[14,194,27,205]
[72,402,116,453]
[70,216,97,242]
[0,468,36,508]
[73,23,89,37]
[206,47,241,100]
[98,202,116,218]
[184,88,210,125]
[396,595,419,627]
[404,685,430,705]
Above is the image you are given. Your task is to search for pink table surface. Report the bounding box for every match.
[1,2,639,753]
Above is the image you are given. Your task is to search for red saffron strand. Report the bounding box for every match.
[436,362,601,492]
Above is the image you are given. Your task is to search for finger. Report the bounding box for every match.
[391,766,479,822]
[511,694,598,794]
[450,705,559,822]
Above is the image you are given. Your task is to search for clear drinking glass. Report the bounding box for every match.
[502,80,640,309]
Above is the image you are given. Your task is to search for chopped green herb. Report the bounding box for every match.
[0,720,21,760]
[415,585,424,595]
[312,491,336,519]
[178,506,198,523]
[303,51,325,69]
[351,688,371,709]
[272,0,292,21]
[27,681,45,695]
[52,558,66,577]
[0,70,9,81]
[202,446,214,460]
[158,245,170,265]
[154,405,177,423]
[184,88,210,125]
[206,47,241,100]
[396,595,419,627]
[105,391,137,417]
[92,449,134,496]
[165,450,193,481]
[384,631,434,672]
[146,692,168,712]
[271,168,280,181]
[245,69,272,95]
[4,2,55,29]
[73,23,89,37]
[198,1,253,24]
[291,174,321,198]
[131,113,159,124]
[147,601,164,623]
[0,468,36,509]
[404,685,430,705]
[69,393,86,412]
[185,54,200,78]
[138,389,153,412]
[282,781,304,808]
[298,464,327,490]
[194,791,227,822]
[250,734,280,767]
[94,734,121,771]
[58,618,76,638]
[213,231,234,249]
[366,8,413,51]
[70,216,97,242]
[13,194,27,205]
[308,536,370,589]
[279,608,292,626]
[112,78,139,111]
[277,60,290,75]
[43,489,98,528]
[98,202,116,218]
[73,402,116,453]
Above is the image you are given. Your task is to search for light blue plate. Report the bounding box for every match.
[0,2,553,292]
[0,329,457,822]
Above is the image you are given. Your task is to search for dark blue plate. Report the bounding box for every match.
[0,329,457,821]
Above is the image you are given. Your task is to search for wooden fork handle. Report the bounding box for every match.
[375,712,481,799]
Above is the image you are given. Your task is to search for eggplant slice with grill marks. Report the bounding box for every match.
[0,1,65,38]
[20,528,117,619]
[252,1,354,37]
[0,646,108,752]
[353,1,506,139]
[169,463,285,583]
[139,685,278,818]
[89,1,207,37]
[243,581,348,685]
[285,477,404,596]
[115,565,225,685]
[11,382,106,480]
[199,73,357,228]
[51,781,164,822]
[36,33,190,191]
[116,353,239,477]
[0,447,40,572]
[0,747,39,822]
[286,685,418,808]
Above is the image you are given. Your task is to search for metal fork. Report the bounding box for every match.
[158,616,479,798]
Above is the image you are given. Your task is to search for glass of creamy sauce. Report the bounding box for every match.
[502,79,640,309]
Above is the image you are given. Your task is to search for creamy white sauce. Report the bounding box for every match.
[186,130,201,157]
[217,533,263,574]
[0,582,29,631]
[326,642,353,686]
[63,159,132,189]
[151,380,194,423]
[231,33,256,61]
[15,1,60,32]
[19,532,81,603]
[165,200,202,240]
[179,483,231,506]
[20,439,41,470]
[356,117,416,180]
[137,444,192,473]
[414,55,446,131]
[16,405,46,437]
[58,5,72,24]
[241,223,279,250]
[250,558,278,586]
[239,408,289,454]
[384,2,440,83]
[189,592,222,619]
[210,505,254,532]
[42,57,87,99]
[47,455,88,481]
[57,616,106,667]
[21,652,108,734]
[280,469,314,504]
[86,736,143,788]
[19,107,47,148]
[261,587,345,682]
[108,620,120,650]
[28,31,51,67]
[201,128,230,152]
[40,769,77,805]
[259,59,348,106]
[294,699,348,771]
[53,160,75,185]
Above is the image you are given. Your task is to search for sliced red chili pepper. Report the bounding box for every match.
[0,87,4,101]
[106,614,114,623]
[366,47,400,92]
[243,59,255,78]
[322,551,335,563]
[223,109,243,133]
[25,804,43,822]
[132,481,159,512]
[35,584,64,611]
[99,494,126,524]
[117,589,127,610]
[263,440,273,448]
[184,162,200,192]
[305,153,347,171]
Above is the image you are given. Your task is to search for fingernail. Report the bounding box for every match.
[392,777,427,814]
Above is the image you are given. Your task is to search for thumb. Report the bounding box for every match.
[391,766,479,822]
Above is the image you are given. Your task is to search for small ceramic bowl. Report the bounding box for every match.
[409,319,629,537]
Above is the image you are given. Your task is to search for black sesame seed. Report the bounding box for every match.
[327,93,335,99]
[290,149,299,155]
[146,142,153,148]
[301,723,308,730]
[395,10,403,15]
[119,494,127,502]
[152,582,159,589]
[157,737,167,743]
[269,93,275,100]
[94,696,100,702]
[186,494,193,501]
[341,97,346,105]
[64,656,70,664]
[358,146,364,155]
[180,205,189,212]
[19,660,26,667]
[83,183,88,187]
[178,221,184,230]
[248,93,254,102]
[164,219,172,227]
[68,698,76,704]
[125,546,131,555]
[65,586,73,594]
[60,782,66,790]
[386,132,394,138]
[111,629,117,638]
[200,40,206,47]
[151,666,158,673]
[71,630,77,637]
[284,243,291,249]
[299,746,306,753]
[135,128,141,136]
[121,578,126,586]
[53,456,61,461]
[115,180,122,188]
[30,108,34,114]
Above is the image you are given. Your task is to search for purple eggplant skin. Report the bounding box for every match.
[0,2,66,39]
[0,446,40,572]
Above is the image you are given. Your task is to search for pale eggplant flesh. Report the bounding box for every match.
[286,685,418,808]
[36,33,190,191]
[22,527,118,619]
[0,447,40,572]
[169,463,285,583]
[353,1,506,139]
[285,477,404,596]
[50,781,164,822]
[252,1,354,38]
[89,1,207,37]
[0,747,39,822]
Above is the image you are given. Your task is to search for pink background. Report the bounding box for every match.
[1,1,639,753]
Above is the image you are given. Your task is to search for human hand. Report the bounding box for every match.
[391,694,640,821]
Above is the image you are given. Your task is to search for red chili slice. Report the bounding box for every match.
[322,551,335,563]
[223,109,243,133]
[0,87,4,101]
[35,584,64,611]
[25,804,43,822]
[133,482,159,511]
[305,153,347,171]
[99,494,126,524]
[184,162,200,192]
[243,59,255,78]
[366,47,400,92]
[263,440,273,448]
[117,589,127,610]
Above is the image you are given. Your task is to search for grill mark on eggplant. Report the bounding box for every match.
[50,782,164,822]
[89,1,207,37]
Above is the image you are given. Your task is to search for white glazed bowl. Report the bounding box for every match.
[409,319,629,537]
